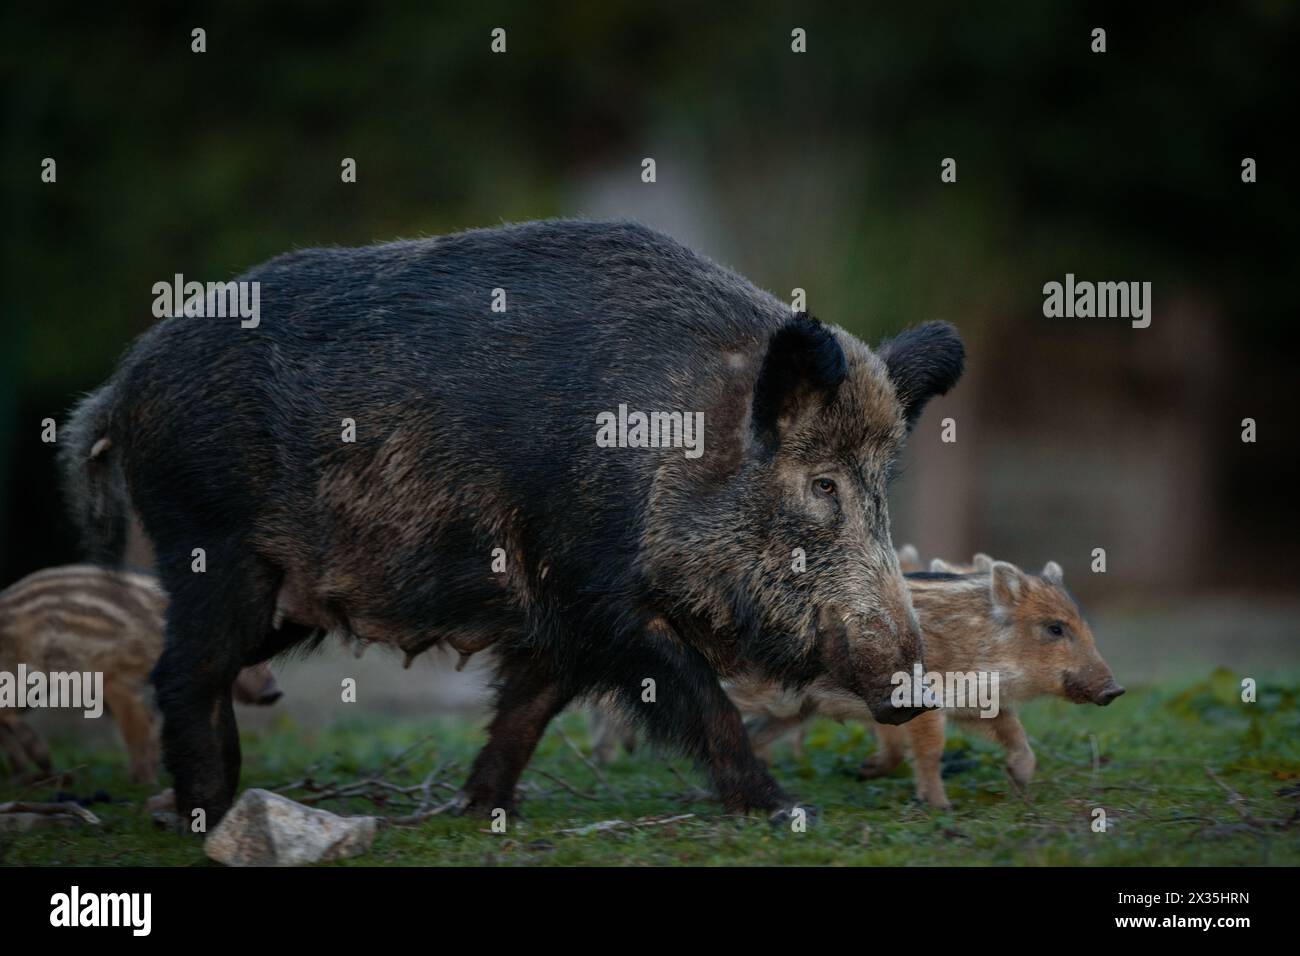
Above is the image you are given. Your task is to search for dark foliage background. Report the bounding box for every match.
[2,1,1297,604]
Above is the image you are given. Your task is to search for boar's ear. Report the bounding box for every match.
[1041,561,1064,584]
[877,321,965,431]
[990,561,1024,611]
[751,314,847,449]
[971,552,994,572]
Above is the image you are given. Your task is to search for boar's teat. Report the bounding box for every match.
[232,663,282,707]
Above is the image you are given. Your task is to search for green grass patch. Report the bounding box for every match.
[3,669,1297,866]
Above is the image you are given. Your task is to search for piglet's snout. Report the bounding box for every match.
[1094,680,1125,706]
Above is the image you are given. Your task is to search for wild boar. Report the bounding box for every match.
[61,219,963,823]
[590,541,928,764]
[0,565,282,782]
[734,559,1124,807]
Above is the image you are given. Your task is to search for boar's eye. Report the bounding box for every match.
[813,477,837,497]
[1045,622,1066,639]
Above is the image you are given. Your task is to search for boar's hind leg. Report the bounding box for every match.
[620,642,789,814]
[458,655,575,816]
[151,548,278,830]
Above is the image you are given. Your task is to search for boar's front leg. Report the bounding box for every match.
[619,640,790,815]
[457,653,575,816]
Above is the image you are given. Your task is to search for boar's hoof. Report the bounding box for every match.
[767,803,818,829]
[448,790,521,820]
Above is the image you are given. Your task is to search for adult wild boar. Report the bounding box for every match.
[61,220,963,825]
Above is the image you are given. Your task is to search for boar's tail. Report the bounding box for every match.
[59,379,131,566]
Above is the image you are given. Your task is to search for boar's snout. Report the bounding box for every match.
[1093,680,1125,706]
[860,606,929,726]
[873,700,929,725]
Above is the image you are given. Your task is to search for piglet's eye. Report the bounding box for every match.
[1046,622,1065,638]
[814,478,837,496]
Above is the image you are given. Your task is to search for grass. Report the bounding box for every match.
[2,668,1297,866]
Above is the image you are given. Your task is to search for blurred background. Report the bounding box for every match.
[3,2,1297,722]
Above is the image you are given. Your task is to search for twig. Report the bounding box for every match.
[17,766,85,793]
[527,768,600,801]
[1204,765,1252,822]
[554,727,621,798]
[556,813,695,836]
[381,796,463,828]
[665,762,712,802]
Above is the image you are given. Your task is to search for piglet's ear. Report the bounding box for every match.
[971,553,995,572]
[1042,561,1064,584]
[990,561,1024,611]
[877,321,965,431]
[896,544,921,570]
[751,314,847,449]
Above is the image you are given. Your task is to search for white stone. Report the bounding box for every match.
[203,788,377,867]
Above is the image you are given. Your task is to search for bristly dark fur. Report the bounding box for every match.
[61,219,965,825]
[877,321,965,429]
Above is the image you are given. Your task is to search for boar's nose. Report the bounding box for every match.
[870,697,930,726]
[876,703,926,725]
[1094,681,1125,706]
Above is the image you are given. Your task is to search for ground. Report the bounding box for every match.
[2,668,1297,866]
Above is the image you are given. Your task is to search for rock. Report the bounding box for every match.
[144,788,175,813]
[203,789,378,867]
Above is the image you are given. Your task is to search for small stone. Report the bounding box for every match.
[144,788,175,813]
[203,788,378,867]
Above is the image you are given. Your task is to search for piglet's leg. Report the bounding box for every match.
[858,722,907,779]
[744,711,809,764]
[906,710,950,809]
[587,702,632,765]
[0,714,50,776]
[104,678,159,785]
[972,711,1036,790]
